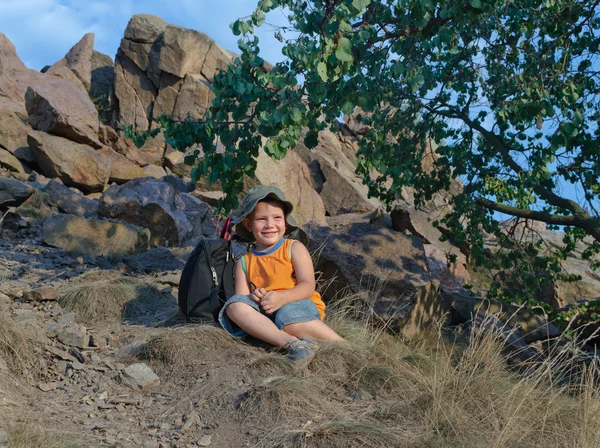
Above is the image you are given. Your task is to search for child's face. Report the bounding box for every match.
[243,201,287,250]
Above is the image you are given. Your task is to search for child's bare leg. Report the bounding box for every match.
[283,320,344,342]
[226,302,297,347]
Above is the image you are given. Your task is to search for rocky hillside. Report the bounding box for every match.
[1,13,600,448]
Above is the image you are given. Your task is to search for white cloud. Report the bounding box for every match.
[0,0,287,70]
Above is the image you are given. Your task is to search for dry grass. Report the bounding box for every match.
[235,299,600,448]
[3,420,96,448]
[0,314,40,378]
[137,325,252,377]
[58,270,169,325]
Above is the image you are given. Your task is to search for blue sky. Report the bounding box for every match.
[0,0,286,70]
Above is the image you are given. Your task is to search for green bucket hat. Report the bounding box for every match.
[232,185,298,242]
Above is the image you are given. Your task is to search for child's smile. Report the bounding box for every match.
[244,201,287,251]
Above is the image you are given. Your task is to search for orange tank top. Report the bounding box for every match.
[243,238,325,319]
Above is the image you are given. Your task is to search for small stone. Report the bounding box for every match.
[196,435,212,446]
[22,286,59,302]
[38,382,60,392]
[57,324,88,348]
[71,360,86,371]
[119,363,160,390]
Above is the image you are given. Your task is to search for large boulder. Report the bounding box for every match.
[0,33,32,117]
[294,129,381,215]
[0,177,34,207]
[98,177,192,247]
[0,148,27,174]
[42,180,98,218]
[46,33,95,91]
[25,79,101,148]
[302,222,444,337]
[97,146,145,183]
[157,25,214,78]
[42,214,150,256]
[27,131,110,193]
[0,108,31,161]
[113,14,234,131]
[255,148,327,227]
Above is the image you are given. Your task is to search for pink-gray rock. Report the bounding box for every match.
[0,148,27,174]
[0,108,31,159]
[42,214,150,256]
[97,146,145,183]
[27,131,110,193]
[158,25,213,78]
[302,222,444,337]
[120,363,160,390]
[25,79,101,148]
[46,33,95,91]
[98,177,192,247]
[255,148,327,227]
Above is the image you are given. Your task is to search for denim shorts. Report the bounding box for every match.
[218,294,321,338]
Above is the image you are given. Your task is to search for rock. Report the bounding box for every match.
[0,33,32,117]
[172,74,212,120]
[43,180,99,218]
[163,150,191,177]
[294,129,380,215]
[97,146,145,183]
[0,147,27,174]
[197,435,212,446]
[158,25,213,78]
[98,177,192,247]
[113,51,156,131]
[27,131,110,193]
[302,222,444,337]
[201,42,233,82]
[142,164,168,178]
[25,78,101,148]
[255,147,327,227]
[0,177,34,207]
[440,287,561,344]
[42,214,150,256]
[120,363,160,390]
[124,14,168,43]
[123,247,184,272]
[57,324,88,348]
[424,244,470,288]
[22,286,59,302]
[0,108,31,158]
[46,33,94,91]
[137,132,166,165]
[38,382,60,392]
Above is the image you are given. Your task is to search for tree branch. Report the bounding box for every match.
[475,196,600,241]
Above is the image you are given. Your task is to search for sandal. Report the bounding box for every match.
[285,338,319,367]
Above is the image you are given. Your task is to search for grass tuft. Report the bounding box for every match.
[59,270,169,325]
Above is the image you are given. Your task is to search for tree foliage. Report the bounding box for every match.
[161,0,600,308]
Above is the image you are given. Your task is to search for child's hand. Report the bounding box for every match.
[260,291,286,314]
[250,287,267,303]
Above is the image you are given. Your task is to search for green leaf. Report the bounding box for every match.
[290,108,303,123]
[335,37,354,63]
[253,10,266,26]
[352,0,371,12]
[317,61,328,82]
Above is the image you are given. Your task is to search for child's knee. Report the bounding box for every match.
[225,301,255,318]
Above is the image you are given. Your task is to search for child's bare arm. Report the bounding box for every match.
[234,259,251,296]
[260,241,316,313]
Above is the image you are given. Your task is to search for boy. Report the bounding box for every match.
[218,185,343,365]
